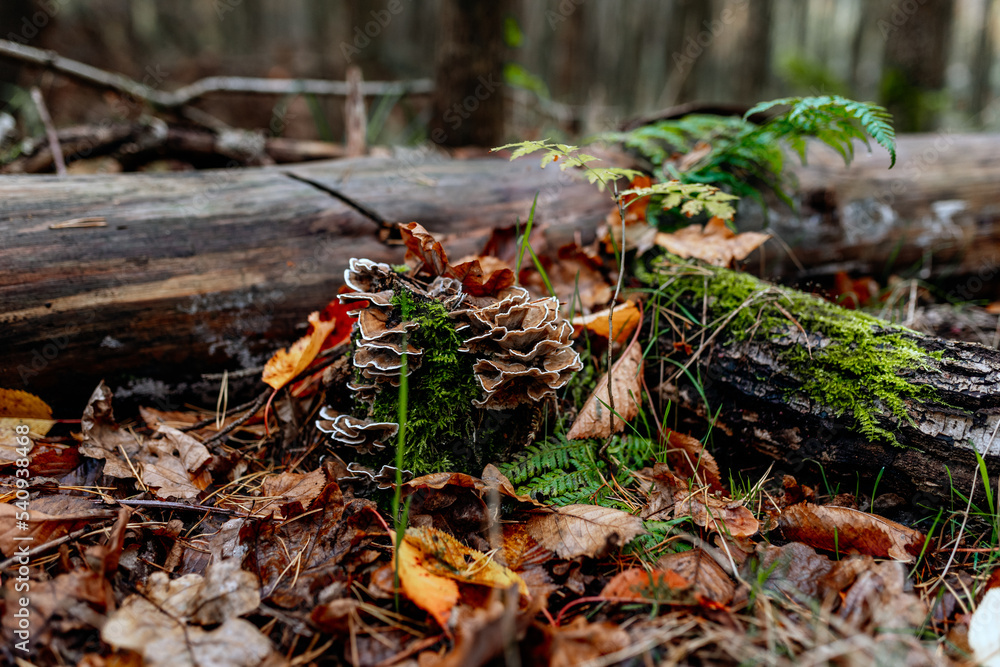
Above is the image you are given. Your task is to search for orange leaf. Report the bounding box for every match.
[394,533,459,629]
[571,301,641,345]
[262,311,337,390]
[600,567,690,601]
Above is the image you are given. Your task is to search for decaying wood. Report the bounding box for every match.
[760,134,1000,298]
[0,155,609,407]
[654,264,1000,505]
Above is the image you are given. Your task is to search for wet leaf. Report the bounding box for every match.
[778,503,925,562]
[655,216,769,266]
[262,310,337,390]
[566,335,643,439]
[525,504,645,559]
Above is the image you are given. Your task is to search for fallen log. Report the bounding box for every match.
[0,155,610,410]
[757,134,1000,299]
[648,257,1000,505]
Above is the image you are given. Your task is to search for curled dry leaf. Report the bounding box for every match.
[400,221,515,296]
[638,464,759,538]
[566,333,643,440]
[570,300,641,345]
[655,216,770,267]
[778,503,925,562]
[662,429,725,494]
[79,381,142,479]
[138,425,213,500]
[525,504,645,559]
[262,310,337,390]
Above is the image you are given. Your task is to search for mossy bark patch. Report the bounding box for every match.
[647,257,941,444]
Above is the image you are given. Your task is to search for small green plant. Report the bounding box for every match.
[598,95,896,210]
[492,139,738,221]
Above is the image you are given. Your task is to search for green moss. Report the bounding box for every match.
[368,290,479,474]
[650,258,940,445]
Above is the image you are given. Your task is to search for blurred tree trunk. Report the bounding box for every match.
[661,0,715,106]
[880,0,954,131]
[970,0,995,124]
[0,0,40,89]
[429,0,508,147]
[735,0,773,102]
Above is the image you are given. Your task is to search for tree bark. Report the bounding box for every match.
[0,155,610,409]
[428,0,508,147]
[652,260,1000,505]
[880,0,954,131]
[752,134,1000,301]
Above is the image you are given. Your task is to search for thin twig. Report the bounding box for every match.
[0,39,431,111]
[108,498,237,516]
[29,86,66,175]
[201,387,271,447]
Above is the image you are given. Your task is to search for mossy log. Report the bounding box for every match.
[648,259,1000,505]
[0,155,608,410]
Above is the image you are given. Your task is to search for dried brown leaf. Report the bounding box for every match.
[258,468,327,518]
[662,429,725,493]
[638,464,759,538]
[79,381,141,479]
[138,425,212,500]
[566,335,643,439]
[0,497,114,557]
[655,216,769,266]
[657,549,736,604]
[779,503,925,562]
[525,504,645,559]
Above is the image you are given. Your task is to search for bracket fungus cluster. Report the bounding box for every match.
[320,222,583,474]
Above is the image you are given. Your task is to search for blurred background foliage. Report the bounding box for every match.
[0,0,995,146]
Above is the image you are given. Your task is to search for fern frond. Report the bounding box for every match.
[746,95,896,167]
[500,437,594,484]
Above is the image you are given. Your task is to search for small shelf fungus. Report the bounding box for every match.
[320,222,583,475]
